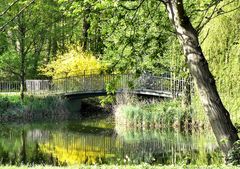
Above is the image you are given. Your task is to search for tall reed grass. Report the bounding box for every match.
[114,93,186,130]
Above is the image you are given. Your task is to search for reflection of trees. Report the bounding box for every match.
[0,122,223,166]
[116,129,223,165]
[39,132,118,165]
[20,130,27,164]
[0,127,60,165]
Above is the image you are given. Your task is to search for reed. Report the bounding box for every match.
[114,93,185,130]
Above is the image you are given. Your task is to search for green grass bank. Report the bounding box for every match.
[0,94,70,122]
[0,164,239,169]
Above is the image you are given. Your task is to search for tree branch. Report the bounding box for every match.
[0,0,35,32]
[0,65,20,77]
[119,0,145,11]
[196,0,239,33]
[0,0,20,17]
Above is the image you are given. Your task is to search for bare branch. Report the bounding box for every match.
[196,1,220,33]
[120,0,145,11]
[0,65,20,77]
[196,0,239,33]
[200,28,210,44]
[211,5,240,19]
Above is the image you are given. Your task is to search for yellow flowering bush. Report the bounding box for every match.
[41,46,103,79]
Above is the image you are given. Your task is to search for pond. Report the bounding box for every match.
[0,115,223,166]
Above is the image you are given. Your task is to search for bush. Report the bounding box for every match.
[0,95,69,122]
[0,96,10,112]
[227,140,240,165]
[40,46,104,79]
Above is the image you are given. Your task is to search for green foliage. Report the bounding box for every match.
[1,164,240,169]
[41,46,104,79]
[0,95,69,121]
[228,140,240,165]
[0,50,20,79]
[101,1,173,74]
[0,96,10,112]
[0,95,23,115]
[24,96,67,114]
[115,98,185,128]
[196,3,240,124]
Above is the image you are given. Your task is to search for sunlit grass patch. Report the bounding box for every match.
[0,164,239,169]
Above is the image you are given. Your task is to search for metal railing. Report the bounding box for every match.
[0,80,21,92]
[0,74,189,97]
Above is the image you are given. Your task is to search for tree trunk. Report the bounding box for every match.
[20,75,25,101]
[18,13,26,101]
[164,0,239,156]
[82,6,91,51]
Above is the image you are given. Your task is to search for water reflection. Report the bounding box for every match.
[0,117,223,166]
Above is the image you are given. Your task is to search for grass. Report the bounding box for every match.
[114,92,240,130]
[0,94,70,122]
[114,93,188,129]
[0,164,239,169]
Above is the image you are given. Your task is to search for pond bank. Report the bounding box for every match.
[0,165,239,169]
[0,95,70,123]
[114,97,205,131]
[0,95,109,123]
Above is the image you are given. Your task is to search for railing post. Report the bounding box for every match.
[83,70,86,91]
[64,72,68,93]
[101,74,104,90]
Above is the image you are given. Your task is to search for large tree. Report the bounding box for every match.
[0,0,62,99]
[161,0,239,156]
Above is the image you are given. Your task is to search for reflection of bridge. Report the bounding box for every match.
[0,74,188,98]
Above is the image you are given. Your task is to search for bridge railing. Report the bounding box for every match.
[134,75,187,95]
[0,74,189,97]
[47,74,134,94]
[0,81,21,93]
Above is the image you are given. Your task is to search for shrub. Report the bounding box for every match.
[0,96,10,112]
[228,140,240,165]
[40,46,104,79]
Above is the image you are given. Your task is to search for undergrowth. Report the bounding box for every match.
[0,164,239,169]
[114,93,189,129]
[0,95,69,122]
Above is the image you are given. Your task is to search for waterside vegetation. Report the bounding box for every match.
[114,94,200,130]
[0,95,69,122]
[0,0,240,167]
[0,164,240,169]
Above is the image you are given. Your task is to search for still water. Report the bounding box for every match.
[0,116,223,166]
